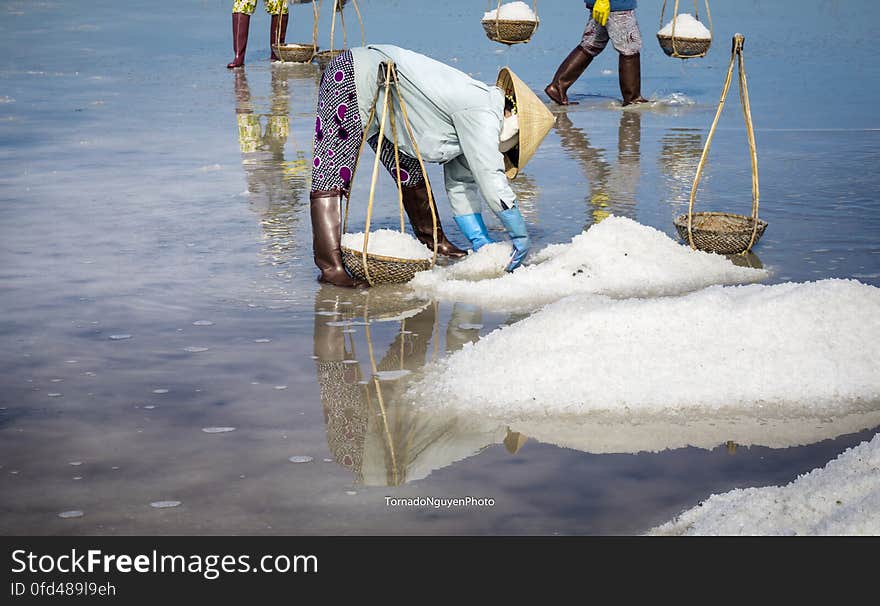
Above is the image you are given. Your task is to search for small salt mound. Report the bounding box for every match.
[409,216,766,313]
[342,229,431,260]
[648,432,880,535]
[407,279,880,417]
[483,1,537,22]
[658,13,711,39]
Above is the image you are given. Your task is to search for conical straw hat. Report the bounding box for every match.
[496,67,555,180]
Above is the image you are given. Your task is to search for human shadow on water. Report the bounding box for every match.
[554,110,641,228]
[234,65,319,268]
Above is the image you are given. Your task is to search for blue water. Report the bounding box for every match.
[0,0,878,534]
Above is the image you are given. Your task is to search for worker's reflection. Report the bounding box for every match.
[658,128,764,268]
[234,66,315,268]
[658,128,703,213]
[554,110,641,226]
[312,285,509,486]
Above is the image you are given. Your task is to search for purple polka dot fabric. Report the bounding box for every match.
[311,50,424,193]
[311,51,362,193]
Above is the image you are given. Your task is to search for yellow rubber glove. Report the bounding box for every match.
[592,0,610,27]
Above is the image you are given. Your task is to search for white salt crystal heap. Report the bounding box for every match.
[409,216,767,313]
[658,13,712,39]
[342,229,432,260]
[649,432,880,536]
[406,279,880,418]
[483,1,538,22]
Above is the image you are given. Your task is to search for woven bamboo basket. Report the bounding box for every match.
[313,48,344,70]
[341,247,431,285]
[482,19,539,44]
[674,212,767,255]
[274,43,318,63]
[657,34,711,58]
[658,0,713,59]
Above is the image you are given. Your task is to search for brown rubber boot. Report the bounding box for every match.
[269,13,289,62]
[310,191,368,288]
[544,46,593,105]
[619,53,649,106]
[401,182,467,258]
[226,13,250,69]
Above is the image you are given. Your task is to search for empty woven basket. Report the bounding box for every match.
[314,49,344,70]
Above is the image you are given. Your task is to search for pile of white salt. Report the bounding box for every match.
[342,229,432,260]
[658,13,711,39]
[483,1,537,22]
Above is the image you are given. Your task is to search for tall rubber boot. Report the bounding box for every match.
[619,53,649,106]
[453,214,494,251]
[310,191,368,288]
[226,13,250,69]
[544,46,593,105]
[270,13,289,62]
[401,182,467,258]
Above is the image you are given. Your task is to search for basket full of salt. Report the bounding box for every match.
[481,1,539,45]
[657,1,713,58]
[341,229,433,285]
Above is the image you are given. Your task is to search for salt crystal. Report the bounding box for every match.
[483,1,537,22]
[658,14,711,39]
[341,229,431,260]
[150,500,181,509]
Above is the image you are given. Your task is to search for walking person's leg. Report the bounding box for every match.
[227,0,257,69]
[606,10,648,106]
[545,11,609,105]
[266,0,289,62]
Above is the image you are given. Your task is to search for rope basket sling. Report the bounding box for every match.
[273,0,320,63]
[313,0,364,70]
[340,61,439,286]
[657,0,713,58]
[482,0,540,45]
[674,34,767,255]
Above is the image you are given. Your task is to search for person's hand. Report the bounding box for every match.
[592,0,610,26]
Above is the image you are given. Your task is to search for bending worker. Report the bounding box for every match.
[310,44,555,288]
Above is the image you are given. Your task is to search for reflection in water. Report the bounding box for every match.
[309,289,880,486]
[554,110,641,227]
[658,128,704,213]
[234,65,317,271]
[312,286,507,486]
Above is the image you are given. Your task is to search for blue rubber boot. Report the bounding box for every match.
[498,207,531,271]
[454,213,494,251]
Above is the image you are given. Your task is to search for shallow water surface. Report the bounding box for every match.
[1,0,878,534]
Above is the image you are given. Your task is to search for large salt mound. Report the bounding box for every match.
[409,216,767,313]
[407,279,880,417]
[658,13,712,39]
[342,229,431,260]
[483,1,537,22]
[648,432,880,535]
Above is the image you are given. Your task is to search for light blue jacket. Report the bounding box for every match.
[350,45,515,217]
